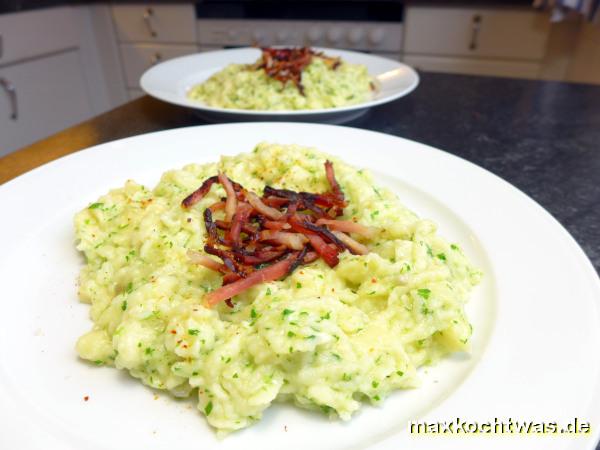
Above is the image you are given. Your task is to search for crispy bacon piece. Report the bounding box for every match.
[231,247,287,265]
[181,176,219,208]
[319,53,341,70]
[205,253,299,306]
[187,250,226,272]
[259,230,308,250]
[300,220,347,251]
[222,273,241,285]
[203,208,223,245]
[228,202,253,246]
[288,246,308,274]
[263,220,291,231]
[263,186,330,217]
[304,233,339,267]
[324,160,343,200]
[204,245,248,277]
[215,219,258,236]
[219,172,237,222]
[303,251,319,264]
[331,231,369,255]
[262,196,289,208]
[315,218,375,238]
[246,191,283,220]
[209,201,226,212]
[181,176,247,209]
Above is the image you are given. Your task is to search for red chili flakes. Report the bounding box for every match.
[187,217,192,223]
[83,395,89,401]
[182,344,188,349]
[170,330,177,335]
[371,277,377,283]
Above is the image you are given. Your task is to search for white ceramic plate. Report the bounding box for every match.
[1,123,599,450]
[140,47,419,124]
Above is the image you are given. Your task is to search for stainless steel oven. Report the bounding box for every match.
[195,1,405,60]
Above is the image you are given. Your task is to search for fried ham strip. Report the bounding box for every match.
[315,218,376,238]
[255,47,341,95]
[218,172,237,222]
[205,252,300,306]
[181,160,372,306]
[246,191,283,220]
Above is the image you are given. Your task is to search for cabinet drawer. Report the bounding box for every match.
[404,7,550,60]
[120,43,198,88]
[0,7,79,66]
[112,4,196,44]
[403,54,541,79]
[0,50,92,156]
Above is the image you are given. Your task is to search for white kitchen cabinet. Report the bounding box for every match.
[0,8,80,65]
[109,4,198,92]
[0,50,92,156]
[120,43,198,88]
[0,7,105,156]
[405,7,550,60]
[403,6,551,79]
[112,4,196,44]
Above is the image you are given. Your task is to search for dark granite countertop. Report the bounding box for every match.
[2,71,599,275]
[356,73,600,274]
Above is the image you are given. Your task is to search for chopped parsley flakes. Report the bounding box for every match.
[417,288,431,300]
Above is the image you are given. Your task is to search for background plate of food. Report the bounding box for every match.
[140,47,419,124]
[1,123,599,450]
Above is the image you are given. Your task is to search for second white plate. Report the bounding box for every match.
[140,47,419,124]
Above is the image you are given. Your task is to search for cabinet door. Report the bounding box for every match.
[405,7,550,60]
[0,50,93,156]
[112,4,196,44]
[119,43,198,88]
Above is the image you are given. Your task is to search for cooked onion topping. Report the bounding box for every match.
[182,161,371,306]
[253,47,341,94]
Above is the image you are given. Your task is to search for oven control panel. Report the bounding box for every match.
[197,20,403,53]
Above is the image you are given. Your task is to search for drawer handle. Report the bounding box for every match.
[151,52,162,65]
[469,14,482,51]
[143,7,158,38]
[0,77,18,120]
